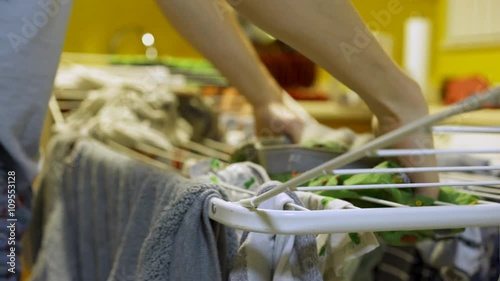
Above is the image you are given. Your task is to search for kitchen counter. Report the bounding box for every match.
[299,101,499,132]
[429,105,500,127]
[298,101,372,132]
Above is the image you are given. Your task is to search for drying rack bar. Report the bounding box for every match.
[374,148,500,156]
[433,126,500,134]
[358,196,407,207]
[333,166,500,175]
[183,141,231,162]
[209,87,500,234]
[209,198,500,234]
[297,181,500,191]
[237,87,500,209]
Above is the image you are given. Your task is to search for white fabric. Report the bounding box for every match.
[230,185,322,281]
[296,191,380,280]
[192,161,270,202]
[237,193,297,281]
[282,92,373,149]
[0,0,73,185]
[418,227,487,280]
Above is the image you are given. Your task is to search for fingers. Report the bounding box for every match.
[374,114,440,199]
[284,118,304,144]
[254,102,304,144]
[392,132,440,199]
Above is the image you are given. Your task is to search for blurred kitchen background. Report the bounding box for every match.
[49,0,500,141]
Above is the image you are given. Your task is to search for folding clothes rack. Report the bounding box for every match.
[209,87,500,235]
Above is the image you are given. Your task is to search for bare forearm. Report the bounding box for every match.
[232,0,439,195]
[231,0,426,119]
[155,0,281,107]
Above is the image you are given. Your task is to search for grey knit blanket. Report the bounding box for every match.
[28,135,237,281]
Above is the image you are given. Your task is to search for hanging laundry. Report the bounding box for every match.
[417,227,498,281]
[309,161,480,246]
[229,183,322,281]
[296,191,379,281]
[190,159,270,201]
[27,135,238,281]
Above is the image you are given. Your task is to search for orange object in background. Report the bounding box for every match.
[443,75,491,105]
[286,88,330,101]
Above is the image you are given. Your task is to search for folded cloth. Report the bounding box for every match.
[296,192,379,280]
[229,183,322,281]
[29,135,237,281]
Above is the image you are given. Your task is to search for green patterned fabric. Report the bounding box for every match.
[305,161,480,245]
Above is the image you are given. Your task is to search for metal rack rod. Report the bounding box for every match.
[210,198,500,234]
[285,203,310,211]
[358,196,407,207]
[375,148,500,156]
[297,181,500,192]
[333,166,500,175]
[433,126,500,134]
[238,87,500,208]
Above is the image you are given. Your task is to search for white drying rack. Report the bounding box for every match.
[209,87,500,235]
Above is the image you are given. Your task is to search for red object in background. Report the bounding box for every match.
[256,41,317,89]
[443,76,491,106]
[260,52,317,89]
[286,88,330,101]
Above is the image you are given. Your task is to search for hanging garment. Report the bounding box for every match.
[373,245,442,281]
[310,161,480,246]
[229,183,322,281]
[27,135,237,281]
[296,191,379,280]
[191,160,270,201]
[417,227,495,281]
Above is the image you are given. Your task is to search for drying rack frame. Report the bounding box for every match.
[209,87,500,234]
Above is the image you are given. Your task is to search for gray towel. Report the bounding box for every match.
[29,135,237,281]
[229,182,322,281]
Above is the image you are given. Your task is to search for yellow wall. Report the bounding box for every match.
[64,0,436,62]
[351,0,436,65]
[63,0,200,57]
[64,0,499,100]
[432,0,500,86]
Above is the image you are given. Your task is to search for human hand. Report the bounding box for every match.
[253,100,304,144]
[372,101,440,199]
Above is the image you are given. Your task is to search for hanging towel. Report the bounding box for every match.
[296,191,379,280]
[229,183,322,281]
[28,135,237,281]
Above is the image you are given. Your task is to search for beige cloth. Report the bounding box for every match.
[282,92,373,149]
[296,192,379,281]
